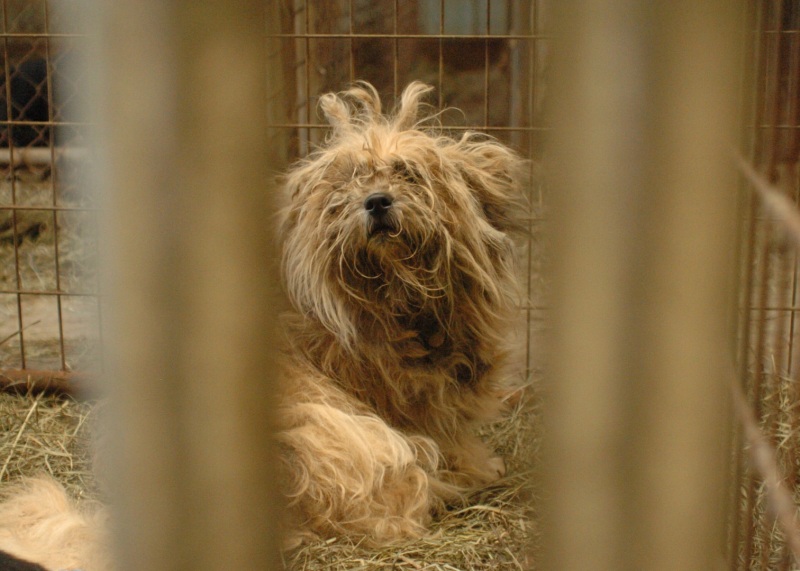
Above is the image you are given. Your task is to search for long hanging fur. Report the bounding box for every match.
[0,82,528,566]
[279,81,527,546]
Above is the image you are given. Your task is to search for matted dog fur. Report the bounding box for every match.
[279,81,527,546]
[0,81,527,568]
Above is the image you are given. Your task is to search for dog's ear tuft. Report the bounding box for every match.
[394,82,434,130]
[348,81,382,118]
[456,136,529,236]
[319,92,353,133]
[320,83,385,134]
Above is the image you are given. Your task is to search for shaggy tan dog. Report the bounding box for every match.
[278,81,527,545]
[0,81,527,567]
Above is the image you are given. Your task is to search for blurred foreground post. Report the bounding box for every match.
[546,2,741,570]
[90,2,282,569]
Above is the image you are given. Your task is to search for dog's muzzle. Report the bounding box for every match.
[364,192,397,235]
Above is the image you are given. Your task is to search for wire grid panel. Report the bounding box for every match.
[0,0,98,382]
[266,0,550,374]
[734,1,800,569]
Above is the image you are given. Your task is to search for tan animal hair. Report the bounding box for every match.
[0,82,528,566]
[278,81,527,546]
[0,476,110,571]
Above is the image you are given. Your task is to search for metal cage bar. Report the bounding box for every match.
[94,2,282,567]
[546,2,741,569]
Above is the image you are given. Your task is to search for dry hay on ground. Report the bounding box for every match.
[0,391,99,501]
[283,379,543,571]
[0,378,542,571]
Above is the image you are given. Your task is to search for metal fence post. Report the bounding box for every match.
[546,2,742,569]
[90,2,282,568]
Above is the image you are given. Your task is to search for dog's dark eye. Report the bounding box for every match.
[392,161,420,184]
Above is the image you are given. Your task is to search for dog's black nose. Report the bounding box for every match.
[364,193,393,217]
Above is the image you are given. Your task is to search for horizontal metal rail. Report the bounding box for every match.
[0,368,88,396]
[0,146,88,165]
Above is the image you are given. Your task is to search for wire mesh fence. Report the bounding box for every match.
[1,0,799,568]
[734,1,800,569]
[265,0,551,378]
[0,0,97,390]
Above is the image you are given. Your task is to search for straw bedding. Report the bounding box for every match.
[0,381,541,570]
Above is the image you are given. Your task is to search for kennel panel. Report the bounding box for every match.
[0,292,21,368]
[0,0,95,389]
[58,293,100,375]
[268,0,549,382]
[733,1,800,569]
[18,291,61,369]
[547,2,741,569]
[92,2,283,565]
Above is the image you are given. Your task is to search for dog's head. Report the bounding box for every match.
[281,82,527,347]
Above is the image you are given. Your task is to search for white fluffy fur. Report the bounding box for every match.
[0,476,110,571]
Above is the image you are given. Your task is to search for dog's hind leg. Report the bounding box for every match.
[279,401,440,546]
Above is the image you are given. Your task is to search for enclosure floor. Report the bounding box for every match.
[0,374,542,570]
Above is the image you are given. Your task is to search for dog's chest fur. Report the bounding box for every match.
[287,306,502,440]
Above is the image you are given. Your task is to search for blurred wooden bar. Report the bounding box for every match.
[90,1,282,569]
[546,2,741,570]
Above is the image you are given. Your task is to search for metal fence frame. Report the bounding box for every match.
[265,0,551,380]
[734,2,800,569]
[0,0,96,392]
[3,1,800,569]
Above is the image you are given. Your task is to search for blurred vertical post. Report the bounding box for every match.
[546,2,741,570]
[89,1,282,569]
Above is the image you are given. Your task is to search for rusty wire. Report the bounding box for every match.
[734,2,800,570]
[5,0,800,568]
[0,1,548,394]
[0,0,96,392]
[266,0,548,378]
